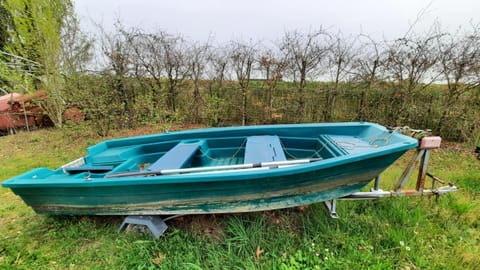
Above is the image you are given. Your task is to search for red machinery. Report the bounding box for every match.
[0,92,51,134]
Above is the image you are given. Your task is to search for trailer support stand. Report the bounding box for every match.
[323,200,338,219]
[118,215,168,238]
[334,136,456,214]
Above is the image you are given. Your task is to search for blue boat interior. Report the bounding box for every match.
[84,135,328,175]
[2,123,419,185]
[147,141,202,171]
[65,126,397,178]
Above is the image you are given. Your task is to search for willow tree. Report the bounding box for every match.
[0,1,13,49]
[0,0,21,92]
[3,0,74,127]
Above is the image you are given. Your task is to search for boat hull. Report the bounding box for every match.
[7,153,404,215]
[2,122,417,215]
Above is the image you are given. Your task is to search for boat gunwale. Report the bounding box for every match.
[97,122,381,148]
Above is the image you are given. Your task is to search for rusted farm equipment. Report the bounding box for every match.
[0,91,85,135]
[0,92,52,134]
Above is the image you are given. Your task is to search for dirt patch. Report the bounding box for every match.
[170,214,225,242]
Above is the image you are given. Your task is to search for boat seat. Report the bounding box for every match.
[147,141,201,171]
[244,135,287,164]
[65,166,115,174]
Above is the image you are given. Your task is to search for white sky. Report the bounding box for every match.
[74,0,479,43]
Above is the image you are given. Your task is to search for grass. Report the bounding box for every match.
[1,125,479,269]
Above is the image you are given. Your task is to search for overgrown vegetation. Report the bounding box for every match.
[0,1,479,141]
[0,127,479,269]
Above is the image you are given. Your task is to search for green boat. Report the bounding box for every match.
[2,122,418,215]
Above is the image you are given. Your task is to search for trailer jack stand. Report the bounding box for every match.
[323,200,338,219]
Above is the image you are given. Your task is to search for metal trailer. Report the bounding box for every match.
[120,135,457,238]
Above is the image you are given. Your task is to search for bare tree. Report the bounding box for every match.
[130,31,168,117]
[161,34,190,113]
[205,46,229,126]
[279,28,331,120]
[229,40,257,126]
[130,31,191,116]
[98,21,136,114]
[258,47,286,122]
[60,12,92,80]
[322,33,356,122]
[207,46,229,96]
[383,30,440,124]
[349,34,383,120]
[435,24,480,133]
[188,40,211,123]
[59,8,92,123]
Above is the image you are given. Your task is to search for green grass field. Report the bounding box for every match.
[1,126,479,269]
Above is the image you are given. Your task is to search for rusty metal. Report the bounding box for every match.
[394,149,425,191]
[0,91,82,133]
[426,172,445,190]
[0,92,49,133]
[341,185,457,200]
[394,136,444,193]
[416,148,430,191]
[373,175,381,191]
[332,136,457,214]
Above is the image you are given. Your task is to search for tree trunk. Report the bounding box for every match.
[192,79,201,123]
[242,88,247,126]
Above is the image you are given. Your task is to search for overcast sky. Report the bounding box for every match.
[74,0,479,43]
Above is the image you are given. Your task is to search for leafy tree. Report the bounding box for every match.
[0,0,17,91]
[0,0,14,50]
[2,0,75,127]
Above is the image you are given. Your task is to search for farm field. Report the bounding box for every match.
[0,125,479,269]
